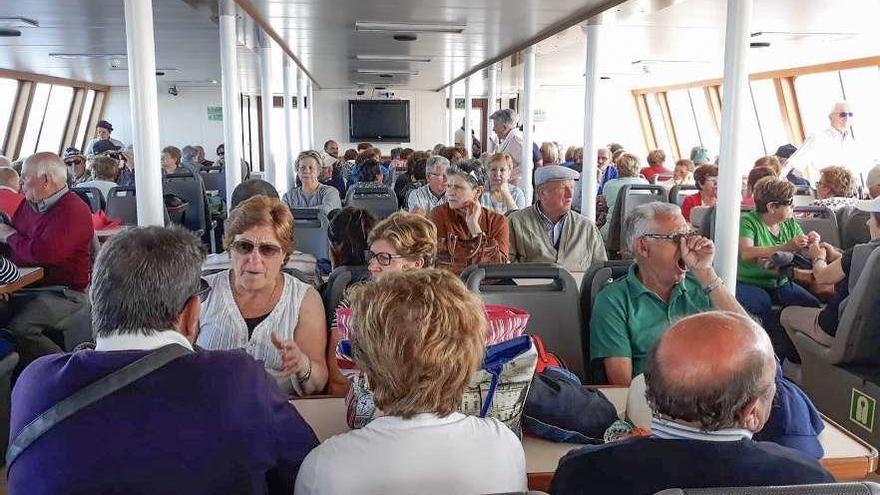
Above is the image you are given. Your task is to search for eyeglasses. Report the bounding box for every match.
[231,239,283,258]
[65,159,83,166]
[364,250,406,266]
[770,199,793,207]
[641,231,701,244]
[838,112,854,118]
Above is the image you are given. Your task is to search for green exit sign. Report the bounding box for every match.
[850,388,876,432]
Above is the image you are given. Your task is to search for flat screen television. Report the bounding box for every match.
[349,100,410,142]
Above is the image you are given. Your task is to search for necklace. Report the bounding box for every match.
[231,273,282,318]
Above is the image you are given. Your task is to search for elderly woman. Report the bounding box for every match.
[326,211,437,396]
[737,177,821,359]
[812,165,857,210]
[540,142,560,166]
[640,149,672,182]
[295,270,527,494]
[282,150,342,214]
[489,109,524,186]
[394,150,429,207]
[198,195,328,396]
[600,152,649,239]
[481,153,525,214]
[160,146,183,175]
[431,160,509,274]
[680,164,718,223]
[660,158,695,188]
[742,166,777,207]
[754,155,782,176]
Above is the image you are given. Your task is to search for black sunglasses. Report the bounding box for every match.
[231,239,283,258]
[838,112,854,118]
[770,199,793,207]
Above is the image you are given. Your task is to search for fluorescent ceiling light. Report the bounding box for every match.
[0,17,38,28]
[356,54,431,63]
[355,21,465,34]
[750,31,855,41]
[109,67,180,72]
[632,59,709,65]
[50,53,126,60]
[357,68,418,75]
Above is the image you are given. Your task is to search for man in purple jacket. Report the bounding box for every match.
[8,226,318,495]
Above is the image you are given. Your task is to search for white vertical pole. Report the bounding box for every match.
[123,0,164,226]
[259,37,274,185]
[714,0,753,288]
[218,0,242,207]
[464,76,472,158]
[307,79,315,150]
[297,68,308,151]
[486,64,497,154]
[580,24,600,222]
[521,45,536,205]
[281,56,293,194]
[447,84,456,146]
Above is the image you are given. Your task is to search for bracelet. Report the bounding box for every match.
[702,276,724,295]
[814,257,827,264]
[296,359,312,384]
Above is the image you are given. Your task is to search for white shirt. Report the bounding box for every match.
[77,179,118,202]
[406,184,447,214]
[294,412,527,495]
[95,329,194,352]
[786,126,866,183]
[496,129,524,187]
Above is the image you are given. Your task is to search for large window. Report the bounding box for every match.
[689,88,719,157]
[19,83,52,157]
[794,71,844,136]
[750,79,788,154]
[839,66,880,159]
[644,93,675,162]
[75,89,96,151]
[37,85,73,153]
[0,78,17,155]
[666,89,700,160]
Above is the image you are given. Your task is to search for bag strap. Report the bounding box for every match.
[6,343,192,467]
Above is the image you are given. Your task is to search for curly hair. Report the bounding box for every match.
[819,165,855,198]
[368,211,437,267]
[615,152,641,177]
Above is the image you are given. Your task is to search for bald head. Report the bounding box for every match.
[0,167,19,190]
[646,311,776,431]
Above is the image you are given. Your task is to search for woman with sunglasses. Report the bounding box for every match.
[325,211,437,396]
[282,150,342,215]
[430,160,509,274]
[198,195,328,396]
[737,176,821,360]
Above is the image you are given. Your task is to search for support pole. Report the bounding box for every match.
[464,76,472,157]
[714,0,754,287]
[281,56,293,194]
[521,45,536,205]
[307,79,315,150]
[580,24,601,221]
[123,0,164,226]
[447,84,456,146]
[218,0,243,207]
[297,69,308,152]
[259,36,274,185]
[486,64,497,154]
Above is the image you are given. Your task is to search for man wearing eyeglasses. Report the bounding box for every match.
[590,202,746,385]
[785,101,866,184]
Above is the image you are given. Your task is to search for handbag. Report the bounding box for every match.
[532,334,563,373]
[341,335,537,436]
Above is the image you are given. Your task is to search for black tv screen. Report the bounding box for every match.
[349,100,410,142]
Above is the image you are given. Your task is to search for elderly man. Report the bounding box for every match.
[180,145,203,176]
[62,147,89,186]
[7,226,318,494]
[323,139,339,158]
[85,119,123,155]
[786,102,866,183]
[406,155,449,215]
[552,311,833,494]
[117,144,136,187]
[591,202,744,384]
[865,165,880,199]
[596,147,617,194]
[0,166,24,216]
[489,109,524,187]
[0,152,93,367]
[508,165,606,272]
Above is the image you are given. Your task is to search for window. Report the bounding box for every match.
[689,88,719,157]
[0,78,17,155]
[18,83,51,158]
[36,85,73,153]
[75,89,96,151]
[665,89,700,160]
[750,79,788,154]
[839,66,880,159]
[794,71,844,136]
[644,93,675,164]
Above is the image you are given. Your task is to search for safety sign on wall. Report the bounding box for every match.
[850,388,875,432]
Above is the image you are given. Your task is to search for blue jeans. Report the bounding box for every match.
[736,281,821,362]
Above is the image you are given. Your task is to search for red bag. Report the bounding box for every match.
[532,334,564,373]
[91,210,122,230]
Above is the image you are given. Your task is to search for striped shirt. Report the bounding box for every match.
[0,256,19,285]
[651,416,753,442]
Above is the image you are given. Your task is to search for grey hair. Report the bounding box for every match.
[23,152,67,185]
[181,145,199,162]
[425,155,450,174]
[623,201,682,255]
[644,312,775,431]
[90,226,206,337]
[489,108,518,129]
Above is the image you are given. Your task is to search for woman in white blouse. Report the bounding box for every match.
[198,195,327,395]
[480,152,525,214]
[295,269,527,495]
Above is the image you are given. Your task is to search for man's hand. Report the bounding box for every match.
[0,224,16,243]
[680,234,715,271]
[271,332,310,379]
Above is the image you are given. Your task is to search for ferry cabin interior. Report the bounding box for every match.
[0,0,879,490]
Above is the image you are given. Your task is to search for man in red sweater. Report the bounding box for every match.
[0,152,93,367]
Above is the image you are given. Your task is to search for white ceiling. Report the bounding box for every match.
[0,0,877,95]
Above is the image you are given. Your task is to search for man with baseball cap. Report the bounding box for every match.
[775,144,810,187]
[507,165,606,271]
[63,147,90,186]
[86,119,123,155]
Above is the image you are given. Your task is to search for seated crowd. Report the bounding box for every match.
[0,103,877,494]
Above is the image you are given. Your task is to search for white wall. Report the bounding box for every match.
[103,86,226,161]
[312,89,446,154]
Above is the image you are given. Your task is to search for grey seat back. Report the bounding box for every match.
[794,206,841,248]
[579,260,633,383]
[163,173,208,234]
[461,263,586,380]
[668,185,699,206]
[654,482,880,494]
[106,186,138,225]
[345,185,398,220]
[690,206,711,231]
[607,185,668,257]
[838,206,871,250]
[321,265,370,328]
[72,186,104,213]
[199,166,226,199]
[291,208,330,260]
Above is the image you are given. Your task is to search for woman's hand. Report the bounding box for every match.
[784,234,809,252]
[806,230,821,245]
[462,200,483,236]
[808,242,826,261]
[271,332,311,379]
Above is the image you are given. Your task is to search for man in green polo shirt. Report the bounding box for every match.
[591,202,746,385]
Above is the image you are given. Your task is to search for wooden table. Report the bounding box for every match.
[0,267,43,295]
[293,386,878,491]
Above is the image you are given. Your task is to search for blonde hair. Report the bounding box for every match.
[616,152,641,177]
[368,211,437,267]
[349,269,486,418]
[754,155,781,176]
[223,196,295,259]
[486,152,513,170]
[647,149,666,167]
[540,142,559,165]
[819,165,855,198]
